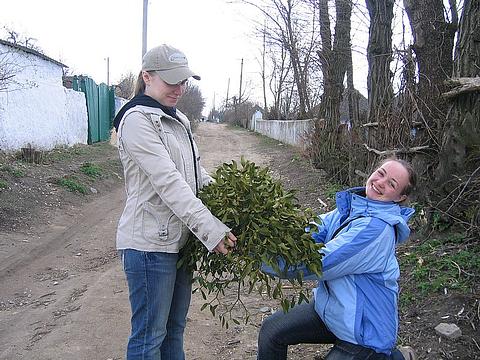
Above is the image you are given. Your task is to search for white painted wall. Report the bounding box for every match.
[254,119,314,147]
[0,43,88,152]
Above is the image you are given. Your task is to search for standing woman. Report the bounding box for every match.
[113,44,237,359]
[258,158,417,360]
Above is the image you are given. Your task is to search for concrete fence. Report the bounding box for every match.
[252,118,315,147]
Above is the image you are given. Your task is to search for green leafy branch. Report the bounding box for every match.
[179,157,324,327]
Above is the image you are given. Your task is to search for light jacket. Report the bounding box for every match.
[116,105,230,253]
[263,187,415,355]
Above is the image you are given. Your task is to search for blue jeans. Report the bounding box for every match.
[257,301,405,360]
[121,249,192,360]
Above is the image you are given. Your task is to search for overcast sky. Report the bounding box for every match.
[1,0,389,114]
[0,0,264,112]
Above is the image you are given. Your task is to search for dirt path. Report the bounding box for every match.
[0,123,281,360]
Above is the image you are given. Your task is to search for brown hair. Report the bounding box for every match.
[134,71,144,97]
[377,157,417,196]
[134,70,157,97]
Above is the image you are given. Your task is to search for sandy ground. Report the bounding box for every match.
[0,123,279,360]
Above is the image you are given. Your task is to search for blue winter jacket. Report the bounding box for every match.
[263,187,415,355]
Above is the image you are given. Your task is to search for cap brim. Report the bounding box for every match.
[156,67,201,84]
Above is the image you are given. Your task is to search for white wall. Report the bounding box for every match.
[0,43,88,152]
[253,119,315,147]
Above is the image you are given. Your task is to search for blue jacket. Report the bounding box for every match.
[264,187,415,355]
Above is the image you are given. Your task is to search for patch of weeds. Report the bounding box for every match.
[431,211,451,232]
[291,154,301,163]
[399,290,416,308]
[80,162,102,178]
[44,145,89,163]
[409,202,427,231]
[0,164,25,177]
[0,179,8,190]
[324,183,343,199]
[57,176,88,194]
[399,232,478,296]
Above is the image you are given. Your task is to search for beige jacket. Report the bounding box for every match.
[116,105,229,253]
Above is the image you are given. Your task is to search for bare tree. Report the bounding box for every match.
[244,0,319,118]
[1,28,44,92]
[114,71,136,99]
[3,27,43,52]
[176,82,205,121]
[267,35,293,118]
[0,50,18,92]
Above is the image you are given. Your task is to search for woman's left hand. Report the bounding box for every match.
[213,232,237,255]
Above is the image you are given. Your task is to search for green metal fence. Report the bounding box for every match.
[72,76,115,144]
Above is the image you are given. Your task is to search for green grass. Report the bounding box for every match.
[324,183,344,199]
[0,179,8,190]
[57,177,88,194]
[399,232,479,300]
[0,164,25,177]
[44,142,113,163]
[80,162,102,178]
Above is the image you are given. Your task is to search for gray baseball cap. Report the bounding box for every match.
[142,44,201,84]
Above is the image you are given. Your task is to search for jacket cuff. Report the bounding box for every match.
[188,213,230,251]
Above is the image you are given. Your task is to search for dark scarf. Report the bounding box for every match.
[113,94,177,132]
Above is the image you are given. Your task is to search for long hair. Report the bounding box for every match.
[134,71,145,96]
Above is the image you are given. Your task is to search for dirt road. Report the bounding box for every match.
[0,123,280,360]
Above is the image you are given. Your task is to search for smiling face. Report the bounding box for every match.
[365,160,410,202]
[142,71,186,107]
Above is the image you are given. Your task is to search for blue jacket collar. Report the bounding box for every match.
[336,187,415,243]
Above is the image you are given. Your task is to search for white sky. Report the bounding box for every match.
[0,0,262,113]
[1,0,402,114]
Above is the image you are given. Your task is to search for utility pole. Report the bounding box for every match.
[106,57,110,86]
[142,0,148,58]
[238,58,243,105]
[225,78,230,110]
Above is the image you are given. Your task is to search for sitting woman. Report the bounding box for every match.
[258,158,417,360]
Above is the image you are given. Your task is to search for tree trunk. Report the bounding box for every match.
[365,0,394,125]
[435,0,480,234]
[317,0,352,127]
[404,0,456,102]
[437,0,480,183]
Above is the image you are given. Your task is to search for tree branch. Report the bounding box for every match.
[362,144,430,156]
[443,77,480,98]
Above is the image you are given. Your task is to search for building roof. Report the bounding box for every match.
[0,39,67,68]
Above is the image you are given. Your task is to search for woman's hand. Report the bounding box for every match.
[212,232,237,255]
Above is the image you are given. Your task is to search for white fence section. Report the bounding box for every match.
[252,118,315,147]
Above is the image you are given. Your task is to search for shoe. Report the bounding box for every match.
[398,346,417,360]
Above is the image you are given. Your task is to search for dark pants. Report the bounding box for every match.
[257,301,404,360]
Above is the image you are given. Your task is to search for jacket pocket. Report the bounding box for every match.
[142,202,180,245]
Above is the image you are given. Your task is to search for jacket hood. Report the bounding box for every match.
[113,94,177,131]
[336,187,415,244]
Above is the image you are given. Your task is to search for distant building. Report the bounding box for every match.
[0,39,87,151]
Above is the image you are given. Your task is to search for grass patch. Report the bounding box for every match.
[43,142,114,163]
[80,162,102,178]
[324,183,344,199]
[0,164,25,177]
[399,232,479,299]
[57,176,88,194]
[0,179,8,190]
